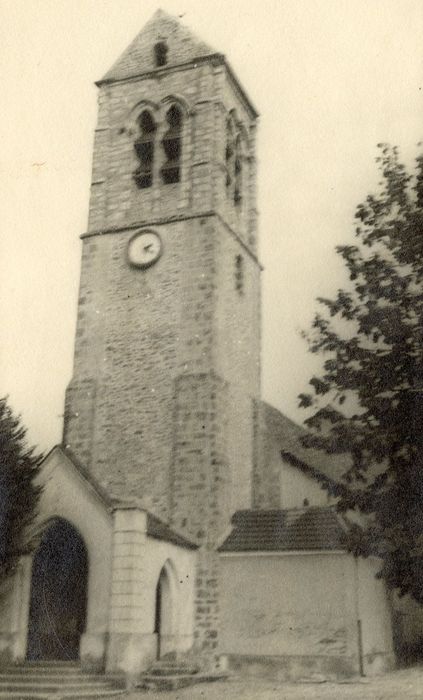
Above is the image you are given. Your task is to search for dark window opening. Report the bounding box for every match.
[235,254,244,294]
[161,105,182,184]
[226,117,247,208]
[154,42,168,67]
[162,136,181,162]
[161,137,181,184]
[161,166,179,185]
[134,170,152,189]
[166,105,182,130]
[133,110,157,189]
[134,140,154,163]
[234,137,243,207]
[139,111,156,134]
[134,166,152,188]
[225,119,235,190]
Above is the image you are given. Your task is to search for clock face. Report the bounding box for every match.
[128,231,162,269]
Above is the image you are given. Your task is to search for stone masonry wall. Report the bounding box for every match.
[170,373,231,658]
[170,374,230,542]
[64,217,215,514]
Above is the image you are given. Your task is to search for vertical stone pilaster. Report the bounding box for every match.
[193,548,220,663]
[106,508,156,674]
[170,373,231,664]
[87,88,111,232]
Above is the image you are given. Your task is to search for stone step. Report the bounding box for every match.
[148,665,200,676]
[62,692,124,699]
[0,681,116,692]
[0,664,124,699]
[26,660,79,667]
[140,672,227,692]
[0,695,49,699]
[0,671,108,680]
[0,674,115,683]
[7,664,82,674]
[152,659,200,667]
[0,692,123,699]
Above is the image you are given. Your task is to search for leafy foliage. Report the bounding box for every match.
[0,397,43,583]
[300,145,423,602]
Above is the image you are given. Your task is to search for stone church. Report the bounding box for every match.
[0,9,395,682]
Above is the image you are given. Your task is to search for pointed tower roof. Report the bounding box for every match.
[100,9,217,84]
[97,9,258,117]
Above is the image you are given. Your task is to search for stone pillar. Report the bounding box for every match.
[0,556,32,666]
[80,632,107,673]
[106,508,157,676]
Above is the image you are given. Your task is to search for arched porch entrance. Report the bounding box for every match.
[26,518,88,661]
[154,561,177,659]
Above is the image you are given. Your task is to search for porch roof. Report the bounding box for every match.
[146,512,198,550]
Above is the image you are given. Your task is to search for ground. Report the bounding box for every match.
[114,666,423,700]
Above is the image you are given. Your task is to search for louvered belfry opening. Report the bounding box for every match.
[161,105,182,184]
[225,117,235,189]
[234,134,243,207]
[225,116,243,207]
[133,110,157,189]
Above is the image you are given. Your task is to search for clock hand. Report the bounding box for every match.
[143,243,153,252]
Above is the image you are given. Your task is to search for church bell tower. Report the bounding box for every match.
[64,10,261,571]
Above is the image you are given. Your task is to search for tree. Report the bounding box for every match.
[0,397,43,584]
[299,144,423,603]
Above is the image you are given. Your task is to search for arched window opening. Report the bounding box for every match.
[133,110,157,189]
[154,42,168,67]
[235,254,244,295]
[225,118,235,190]
[154,563,176,660]
[161,105,182,185]
[234,134,243,207]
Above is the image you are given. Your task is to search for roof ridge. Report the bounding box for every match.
[232,505,337,517]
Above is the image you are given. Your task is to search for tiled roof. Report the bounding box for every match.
[218,507,349,553]
[146,512,198,550]
[260,401,350,484]
[100,9,216,83]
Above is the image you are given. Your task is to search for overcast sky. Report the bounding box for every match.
[1,0,423,451]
